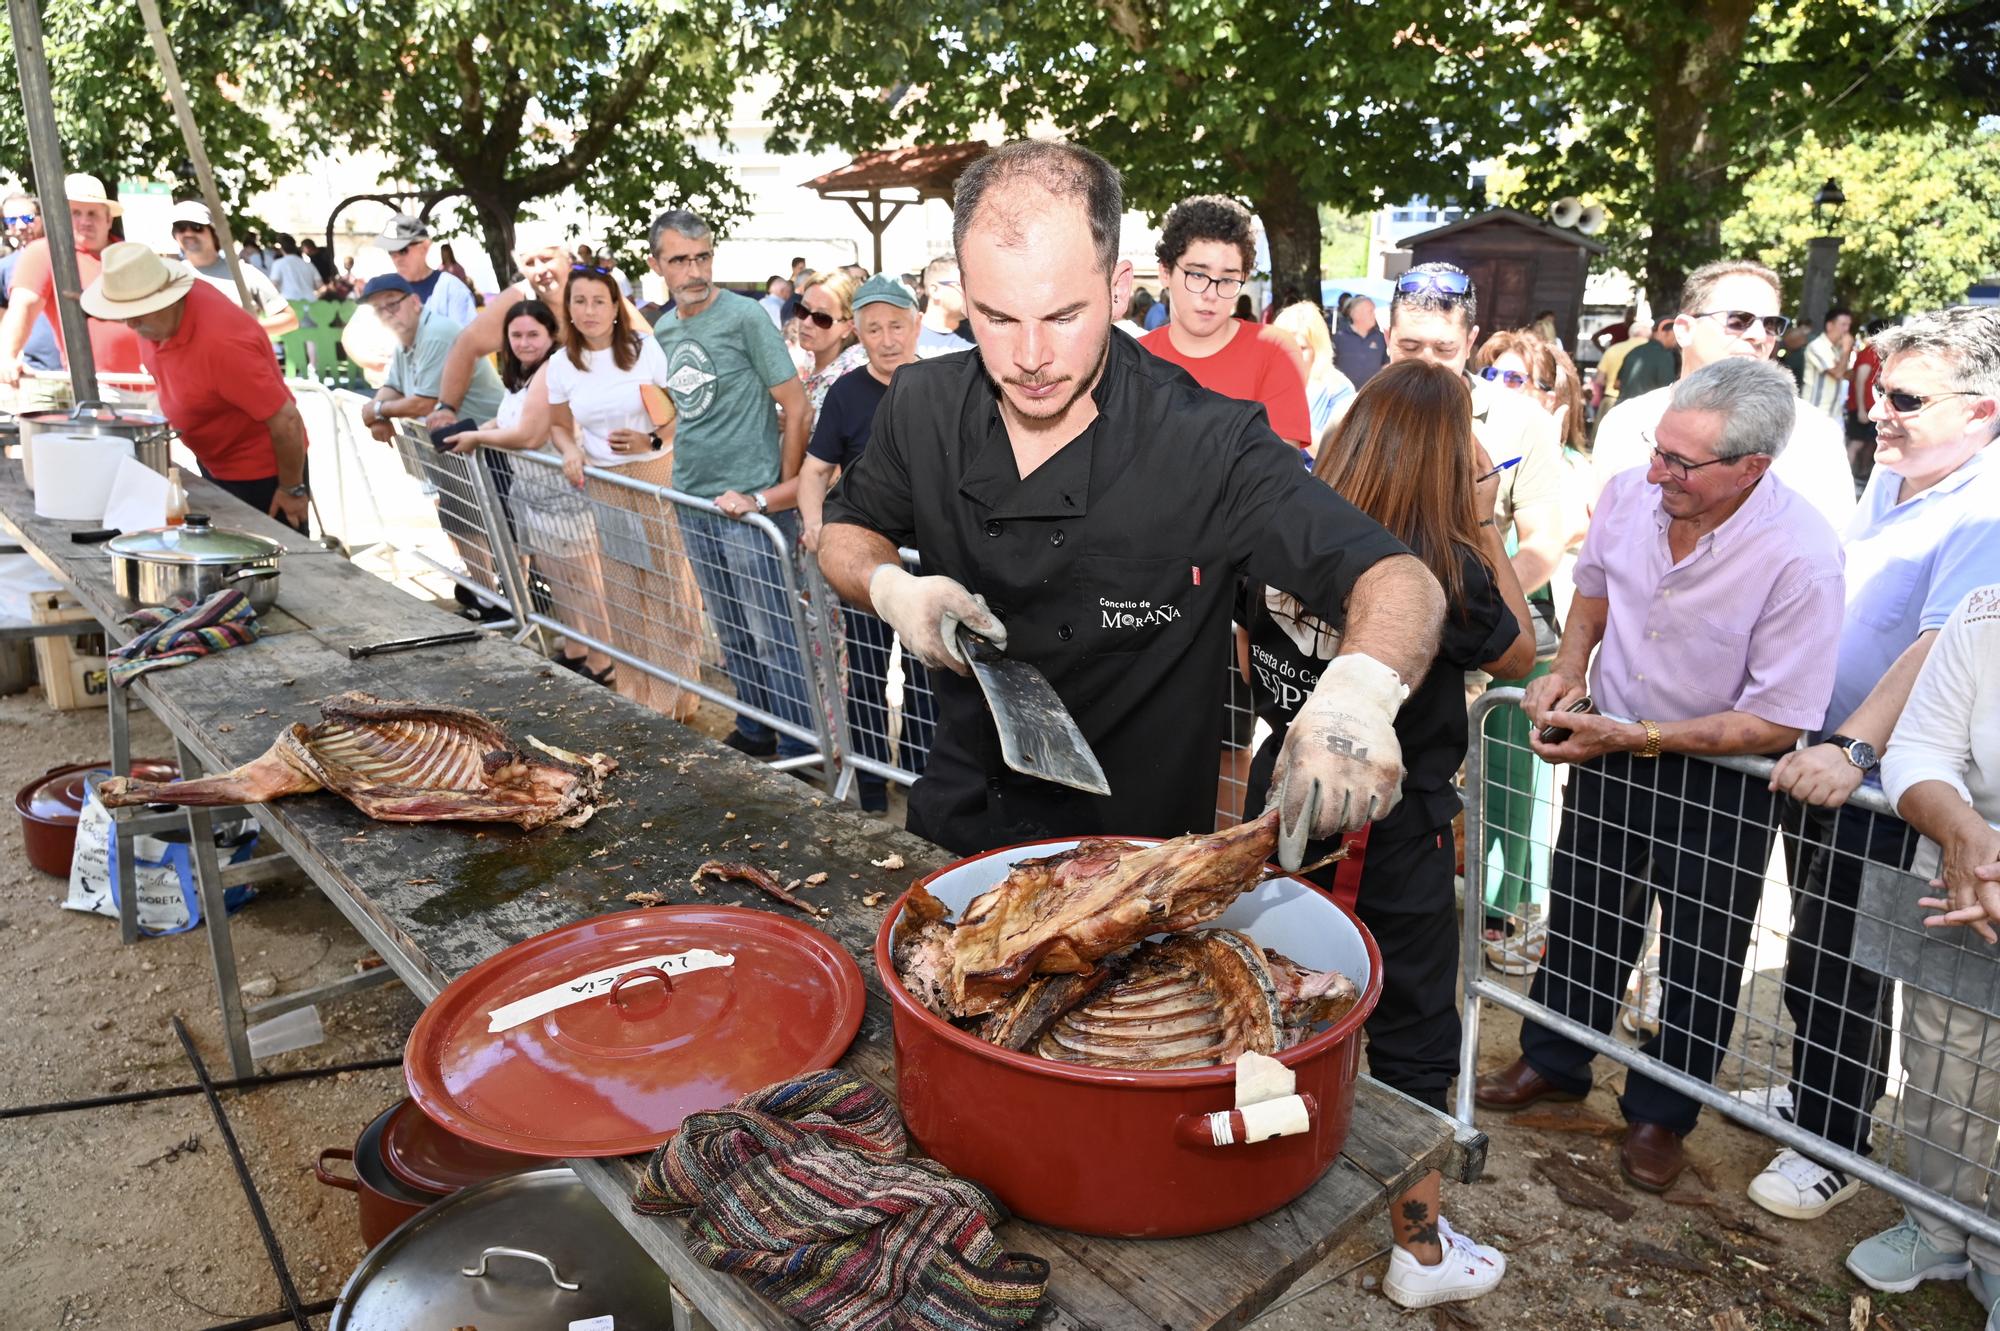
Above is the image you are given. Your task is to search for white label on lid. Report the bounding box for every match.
[570,1317,615,1331]
[487,949,734,1033]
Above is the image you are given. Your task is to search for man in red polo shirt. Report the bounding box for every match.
[80,242,310,531]
[0,174,146,387]
[1139,194,1311,450]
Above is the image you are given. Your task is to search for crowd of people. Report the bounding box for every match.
[4,146,2000,1319]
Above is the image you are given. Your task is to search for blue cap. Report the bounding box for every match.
[360,273,417,302]
[852,274,916,312]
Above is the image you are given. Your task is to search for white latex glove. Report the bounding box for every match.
[868,563,1008,675]
[1268,653,1408,870]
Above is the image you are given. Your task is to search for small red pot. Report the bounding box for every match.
[315,1102,440,1248]
[874,838,1383,1238]
[14,759,178,877]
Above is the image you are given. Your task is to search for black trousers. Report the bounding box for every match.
[1350,828,1462,1112]
[1781,798,1917,1158]
[1522,752,1780,1136]
[201,458,311,535]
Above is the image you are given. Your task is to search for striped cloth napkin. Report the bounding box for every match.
[634,1069,1048,1331]
[110,588,262,685]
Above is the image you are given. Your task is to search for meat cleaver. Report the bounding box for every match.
[955,624,1111,797]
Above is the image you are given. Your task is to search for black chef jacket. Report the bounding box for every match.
[821,330,1411,854]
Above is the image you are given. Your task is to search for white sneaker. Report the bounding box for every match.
[1749,1148,1860,1220]
[1383,1215,1506,1309]
[1723,1084,1796,1121]
[1484,916,1547,976]
[1620,952,1662,1037]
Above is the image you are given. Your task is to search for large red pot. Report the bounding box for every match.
[15,759,177,876]
[874,838,1383,1238]
[315,1098,537,1247]
[315,1101,440,1247]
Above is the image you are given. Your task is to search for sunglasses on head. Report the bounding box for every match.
[1692,309,1791,339]
[793,307,840,330]
[570,263,612,275]
[1397,268,1471,298]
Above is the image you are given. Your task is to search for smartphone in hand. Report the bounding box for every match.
[1538,695,1596,745]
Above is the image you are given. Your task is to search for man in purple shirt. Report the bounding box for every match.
[1475,358,1846,1193]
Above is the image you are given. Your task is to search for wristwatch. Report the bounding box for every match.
[1636,719,1663,759]
[752,492,769,514]
[285,483,310,499]
[1824,733,1879,771]
[436,402,459,418]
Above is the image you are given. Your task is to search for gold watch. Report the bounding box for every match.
[1636,719,1663,759]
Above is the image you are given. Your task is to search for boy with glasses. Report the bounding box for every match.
[1593,258,1857,536]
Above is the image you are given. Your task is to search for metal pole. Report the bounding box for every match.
[1800,235,1842,335]
[7,0,100,399]
[133,0,259,316]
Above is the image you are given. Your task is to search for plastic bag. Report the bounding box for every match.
[63,772,259,935]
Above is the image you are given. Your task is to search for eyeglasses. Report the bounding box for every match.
[1397,268,1472,298]
[1645,432,1739,481]
[1691,309,1790,340]
[793,306,842,330]
[659,249,714,270]
[1879,387,1978,415]
[1479,366,1552,392]
[1178,269,1245,300]
[368,293,412,314]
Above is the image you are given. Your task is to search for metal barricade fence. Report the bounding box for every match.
[384,421,525,626]
[803,550,938,800]
[495,449,840,783]
[1459,685,2000,1249]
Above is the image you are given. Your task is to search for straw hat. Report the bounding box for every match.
[79,241,196,319]
[64,173,124,217]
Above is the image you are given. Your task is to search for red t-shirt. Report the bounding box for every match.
[141,281,297,480]
[1139,319,1312,446]
[11,238,146,374]
[1852,343,1881,417]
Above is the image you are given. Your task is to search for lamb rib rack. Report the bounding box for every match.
[96,692,615,831]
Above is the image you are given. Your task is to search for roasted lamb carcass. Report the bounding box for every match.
[896,811,1282,1018]
[1007,930,1359,1070]
[96,692,616,831]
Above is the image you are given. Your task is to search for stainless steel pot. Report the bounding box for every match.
[18,401,174,484]
[106,514,284,613]
[330,1168,676,1330]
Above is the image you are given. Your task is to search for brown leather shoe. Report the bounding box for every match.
[1619,1122,1686,1192]
[1474,1057,1586,1111]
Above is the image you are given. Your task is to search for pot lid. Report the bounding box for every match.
[405,906,865,1157]
[20,404,169,429]
[379,1098,540,1195]
[330,1168,675,1330]
[107,514,285,565]
[16,760,179,826]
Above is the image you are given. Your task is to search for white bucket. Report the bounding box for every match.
[31,433,135,521]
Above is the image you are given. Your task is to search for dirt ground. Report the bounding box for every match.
[0,685,1984,1330]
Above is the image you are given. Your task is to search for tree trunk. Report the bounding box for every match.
[1252,166,1322,314]
[466,193,518,291]
[1640,0,1756,311]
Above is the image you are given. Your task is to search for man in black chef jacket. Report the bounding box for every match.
[819,142,1444,863]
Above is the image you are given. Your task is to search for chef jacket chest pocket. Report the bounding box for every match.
[1074,554,1195,656]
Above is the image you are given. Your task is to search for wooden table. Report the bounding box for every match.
[0,463,1483,1330]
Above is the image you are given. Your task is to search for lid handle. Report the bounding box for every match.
[70,399,111,417]
[460,1245,580,1292]
[184,513,212,530]
[608,966,675,1010]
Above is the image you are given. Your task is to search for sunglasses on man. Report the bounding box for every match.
[1690,309,1791,340]
[1878,387,1978,415]
[1397,268,1471,298]
[3,213,36,228]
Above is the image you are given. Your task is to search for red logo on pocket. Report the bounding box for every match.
[1192,566,1202,586]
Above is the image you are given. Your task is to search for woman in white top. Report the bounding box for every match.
[542,265,702,721]
[451,298,616,683]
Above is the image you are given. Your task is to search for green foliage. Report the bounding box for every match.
[1721,126,2000,314]
[0,1,296,213]
[755,0,1543,294]
[257,1,752,275]
[1318,208,1371,279]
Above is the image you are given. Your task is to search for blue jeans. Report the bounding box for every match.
[680,507,814,758]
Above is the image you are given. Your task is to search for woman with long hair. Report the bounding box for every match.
[448,298,618,683]
[1271,301,1356,449]
[544,265,705,720]
[1241,359,1534,1310]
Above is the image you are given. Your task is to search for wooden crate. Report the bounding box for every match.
[29,592,108,711]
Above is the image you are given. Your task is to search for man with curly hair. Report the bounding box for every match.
[1138,194,1311,450]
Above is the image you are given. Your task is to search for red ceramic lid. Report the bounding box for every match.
[379,1098,541,1195]
[16,760,178,826]
[404,906,865,1158]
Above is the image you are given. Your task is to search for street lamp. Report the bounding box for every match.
[1801,178,1846,333]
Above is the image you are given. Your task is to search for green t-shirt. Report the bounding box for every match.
[653,288,796,500]
[388,305,504,424]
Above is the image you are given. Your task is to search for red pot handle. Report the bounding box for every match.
[608,966,674,1009]
[1175,1093,1318,1149]
[313,1147,359,1192]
